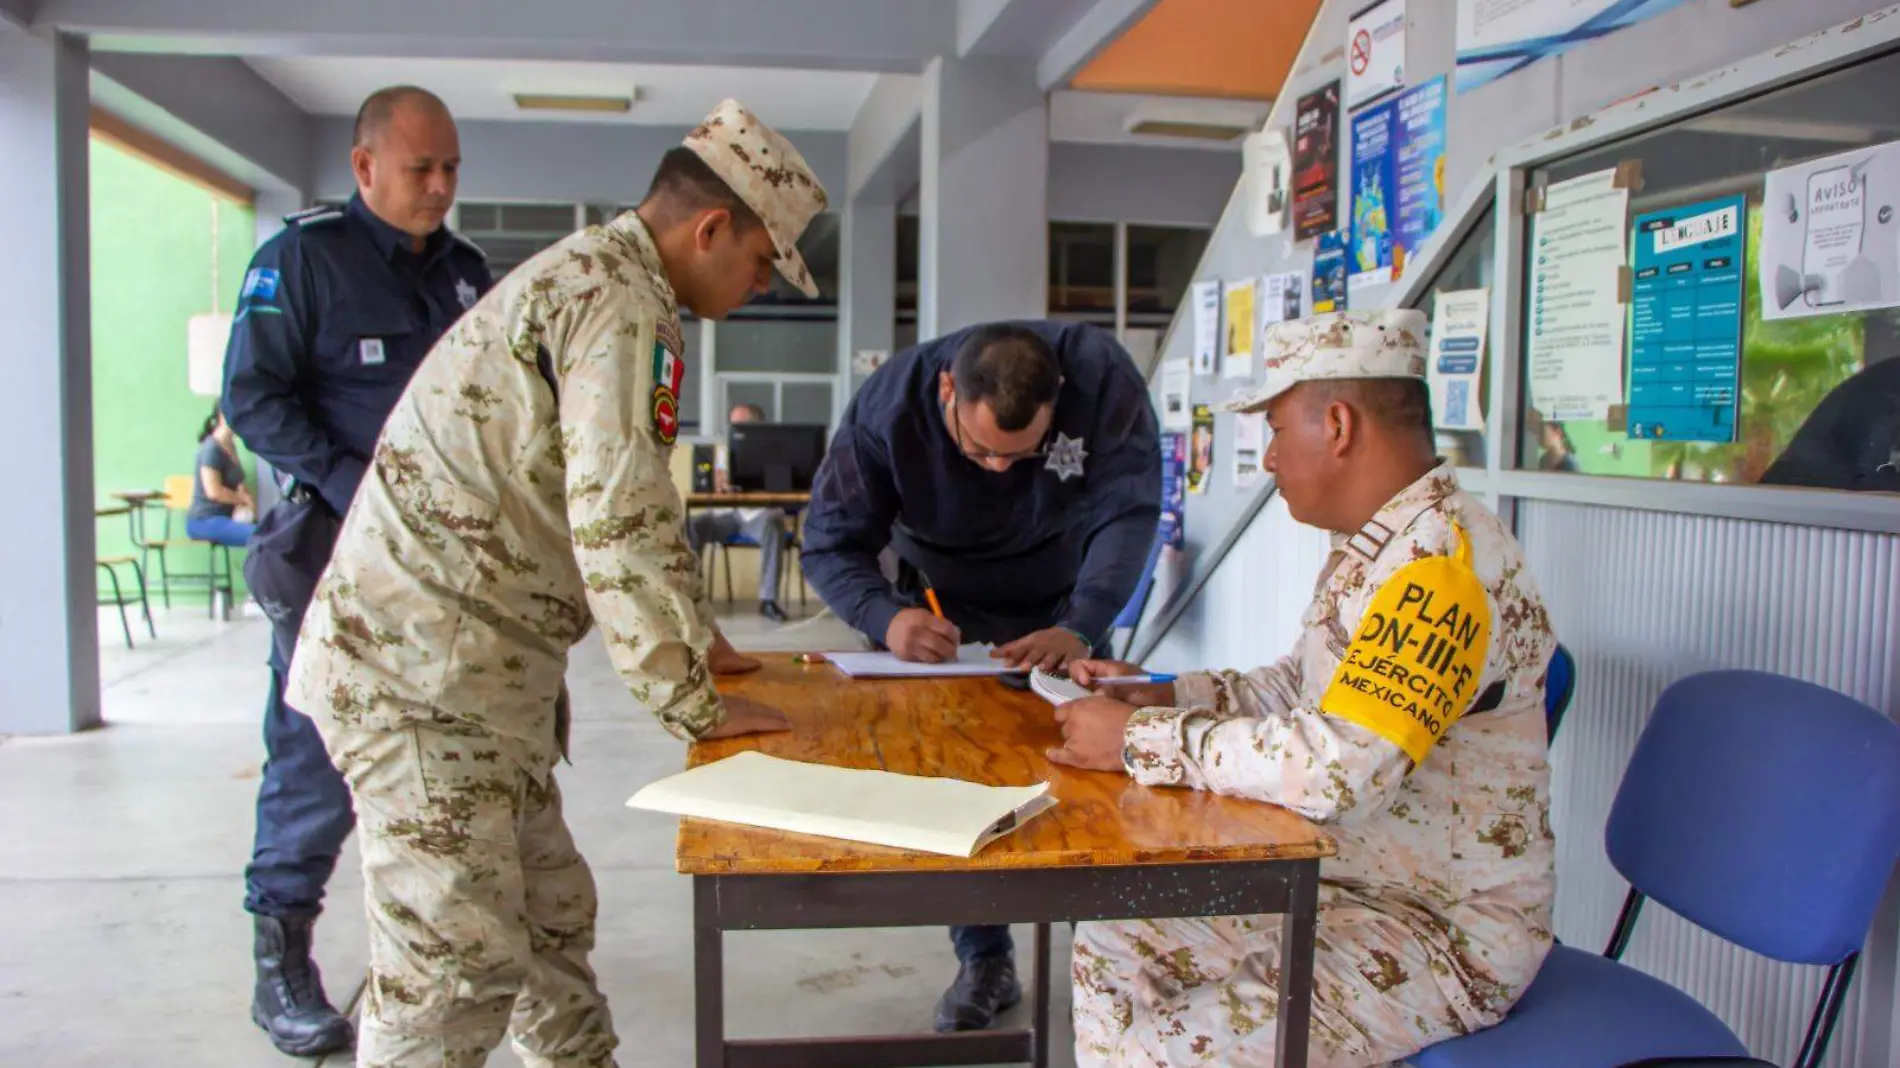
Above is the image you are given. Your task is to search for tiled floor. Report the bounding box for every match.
[0,602,1074,1067]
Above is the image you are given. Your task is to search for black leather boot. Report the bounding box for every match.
[252,914,354,1057]
[933,955,1022,1032]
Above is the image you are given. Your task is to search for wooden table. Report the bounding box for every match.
[681,656,1336,1068]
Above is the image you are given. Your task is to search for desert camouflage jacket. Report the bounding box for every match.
[287,212,721,776]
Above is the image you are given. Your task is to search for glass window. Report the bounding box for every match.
[1519,50,1900,490]
[781,382,835,426]
[1126,225,1211,325]
[897,213,918,314]
[678,317,702,435]
[1049,221,1115,321]
[713,320,838,375]
[1411,208,1495,470]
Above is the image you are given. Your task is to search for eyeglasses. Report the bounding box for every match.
[944,393,1053,464]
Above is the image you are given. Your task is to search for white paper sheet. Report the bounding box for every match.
[1428,287,1489,431]
[824,643,1011,679]
[1161,359,1193,430]
[1527,169,1629,421]
[628,751,1057,857]
[1192,281,1221,376]
[1760,140,1900,320]
[1233,411,1266,488]
[1244,129,1291,236]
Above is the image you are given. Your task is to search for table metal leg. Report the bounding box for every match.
[1274,860,1321,1068]
[1031,922,1052,1068]
[695,877,725,1068]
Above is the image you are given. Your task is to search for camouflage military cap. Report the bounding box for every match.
[684,98,830,298]
[1223,308,1428,412]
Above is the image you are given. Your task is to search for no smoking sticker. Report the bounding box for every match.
[1345,0,1406,108]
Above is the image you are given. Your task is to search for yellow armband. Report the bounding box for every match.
[1320,524,1492,764]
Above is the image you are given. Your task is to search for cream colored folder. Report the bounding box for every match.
[628,751,1056,857]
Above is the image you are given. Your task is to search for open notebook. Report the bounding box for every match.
[824,643,1013,679]
[628,751,1056,857]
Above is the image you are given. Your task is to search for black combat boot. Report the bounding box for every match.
[252,914,354,1057]
[933,955,1022,1032]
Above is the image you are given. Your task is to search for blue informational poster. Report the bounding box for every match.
[1313,231,1349,312]
[1350,77,1447,290]
[1159,432,1186,549]
[1626,195,1746,443]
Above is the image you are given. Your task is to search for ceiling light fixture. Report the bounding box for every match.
[513,92,635,114]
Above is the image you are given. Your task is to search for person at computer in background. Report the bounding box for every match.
[801,319,1162,1036]
[1049,309,1557,1067]
[687,402,793,622]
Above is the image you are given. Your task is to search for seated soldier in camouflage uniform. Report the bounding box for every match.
[286,99,827,1068]
[1050,309,1558,1067]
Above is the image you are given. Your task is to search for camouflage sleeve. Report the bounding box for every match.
[557,301,723,741]
[1171,656,1304,718]
[1123,587,1411,823]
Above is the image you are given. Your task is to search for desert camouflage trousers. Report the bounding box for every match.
[1073,905,1494,1068]
[321,722,617,1068]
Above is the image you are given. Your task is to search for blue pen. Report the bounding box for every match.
[1093,673,1176,685]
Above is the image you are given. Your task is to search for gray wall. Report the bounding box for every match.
[1047,142,1236,227]
[313,118,849,208]
[89,52,311,193]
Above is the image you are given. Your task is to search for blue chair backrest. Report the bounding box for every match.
[1111,530,1167,630]
[1545,643,1575,742]
[1605,670,1900,966]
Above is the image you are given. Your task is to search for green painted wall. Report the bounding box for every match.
[90,139,257,601]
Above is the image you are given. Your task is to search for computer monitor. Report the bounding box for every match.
[728,423,828,492]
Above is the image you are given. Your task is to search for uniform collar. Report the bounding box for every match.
[604,211,679,308]
[347,194,448,264]
[1334,462,1462,563]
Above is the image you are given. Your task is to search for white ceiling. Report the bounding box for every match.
[1048,90,1271,152]
[245,56,881,130]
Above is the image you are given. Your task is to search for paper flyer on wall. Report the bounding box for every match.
[1187,404,1214,495]
[1313,232,1349,313]
[1263,271,1306,326]
[1527,169,1631,422]
[1628,196,1745,442]
[1222,279,1256,378]
[1191,280,1221,375]
[1350,78,1446,292]
[1159,432,1186,549]
[1244,128,1292,236]
[1759,139,1900,322]
[1232,411,1267,488]
[1346,0,1407,109]
[1293,83,1342,242]
[1455,0,1693,93]
[1427,288,1489,432]
[1160,358,1192,430]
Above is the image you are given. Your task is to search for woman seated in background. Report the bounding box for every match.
[187,406,257,547]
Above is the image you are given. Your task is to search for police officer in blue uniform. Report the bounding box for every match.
[801,320,1162,1033]
[220,85,491,1058]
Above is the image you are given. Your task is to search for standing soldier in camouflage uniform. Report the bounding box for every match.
[285,99,826,1067]
[1050,310,1558,1067]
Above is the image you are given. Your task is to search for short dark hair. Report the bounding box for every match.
[950,325,1062,432]
[352,85,450,148]
[1306,378,1434,446]
[640,147,765,233]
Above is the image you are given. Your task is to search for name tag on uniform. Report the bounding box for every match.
[359,339,385,366]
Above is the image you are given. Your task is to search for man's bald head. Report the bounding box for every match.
[350,86,461,245]
[352,86,450,148]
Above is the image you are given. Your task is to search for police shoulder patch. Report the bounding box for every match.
[1320,523,1494,764]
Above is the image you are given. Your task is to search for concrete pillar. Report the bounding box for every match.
[917,56,1047,341]
[837,198,896,396]
[0,30,100,733]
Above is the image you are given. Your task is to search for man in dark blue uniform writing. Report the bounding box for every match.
[801,320,1162,1032]
[220,85,490,1057]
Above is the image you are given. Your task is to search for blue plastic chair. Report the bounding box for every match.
[1414,670,1900,1068]
[1545,643,1576,743]
[1111,531,1167,658]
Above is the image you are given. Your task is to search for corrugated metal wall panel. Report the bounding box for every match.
[1519,499,1900,1068]
[1146,494,1332,676]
